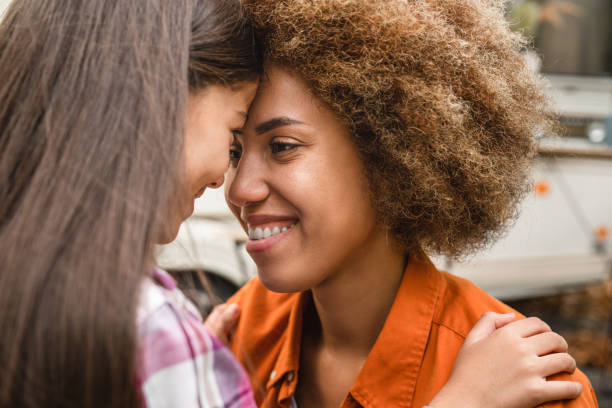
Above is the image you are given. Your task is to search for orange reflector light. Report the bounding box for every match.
[535,180,550,196]
[595,225,610,242]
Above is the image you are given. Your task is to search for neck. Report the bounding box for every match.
[307,228,406,356]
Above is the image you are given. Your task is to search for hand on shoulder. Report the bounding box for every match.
[429,312,582,408]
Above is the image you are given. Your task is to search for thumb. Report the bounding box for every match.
[204,303,240,346]
[464,312,516,346]
[220,303,241,330]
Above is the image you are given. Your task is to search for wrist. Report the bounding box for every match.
[428,381,481,408]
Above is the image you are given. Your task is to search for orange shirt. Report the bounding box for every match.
[228,255,598,408]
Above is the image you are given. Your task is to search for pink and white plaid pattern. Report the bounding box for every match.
[136,269,256,408]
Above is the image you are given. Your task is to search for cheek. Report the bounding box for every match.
[185,138,228,187]
[321,179,375,243]
[183,148,205,190]
[290,154,375,239]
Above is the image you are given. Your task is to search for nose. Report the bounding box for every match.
[226,158,270,208]
[208,174,225,189]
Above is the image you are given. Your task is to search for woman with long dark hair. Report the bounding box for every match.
[0,1,260,406]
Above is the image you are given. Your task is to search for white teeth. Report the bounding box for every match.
[248,223,295,241]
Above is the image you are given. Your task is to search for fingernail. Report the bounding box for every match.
[227,303,239,315]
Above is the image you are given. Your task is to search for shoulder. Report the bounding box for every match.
[137,277,255,408]
[541,368,599,407]
[432,271,598,407]
[136,278,207,379]
[136,275,208,363]
[432,270,519,339]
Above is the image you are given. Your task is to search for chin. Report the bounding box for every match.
[157,224,180,245]
[157,200,191,244]
[157,214,183,245]
[256,264,316,294]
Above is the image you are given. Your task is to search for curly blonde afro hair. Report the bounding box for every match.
[244,0,554,258]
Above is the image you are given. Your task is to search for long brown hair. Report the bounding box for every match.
[0,0,260,407]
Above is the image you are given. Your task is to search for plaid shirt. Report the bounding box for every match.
[136,268,256,408]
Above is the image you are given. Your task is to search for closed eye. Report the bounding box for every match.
[229,134,242,166]
[229,147,242,160]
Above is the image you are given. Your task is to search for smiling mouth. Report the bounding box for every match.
[247,222,297,241]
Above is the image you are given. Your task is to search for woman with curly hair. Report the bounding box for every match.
[224,0,599,407]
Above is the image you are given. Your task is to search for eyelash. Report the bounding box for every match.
[269,141,298,154]
[228,140,299,164]
[229,146,241,161]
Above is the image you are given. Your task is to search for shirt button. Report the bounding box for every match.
[286,371,294,382]
[270,370,277,381]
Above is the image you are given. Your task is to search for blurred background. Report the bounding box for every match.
[2,0,611,404]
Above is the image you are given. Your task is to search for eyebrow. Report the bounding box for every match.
[255,117,304,134]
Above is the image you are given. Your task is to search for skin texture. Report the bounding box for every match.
[161,82,258,244]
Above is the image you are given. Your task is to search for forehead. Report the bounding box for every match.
[245,66,324,127]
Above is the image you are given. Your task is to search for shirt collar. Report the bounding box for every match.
[349,254,442,407]
[267,290,310,390]
[152,268,177,290]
